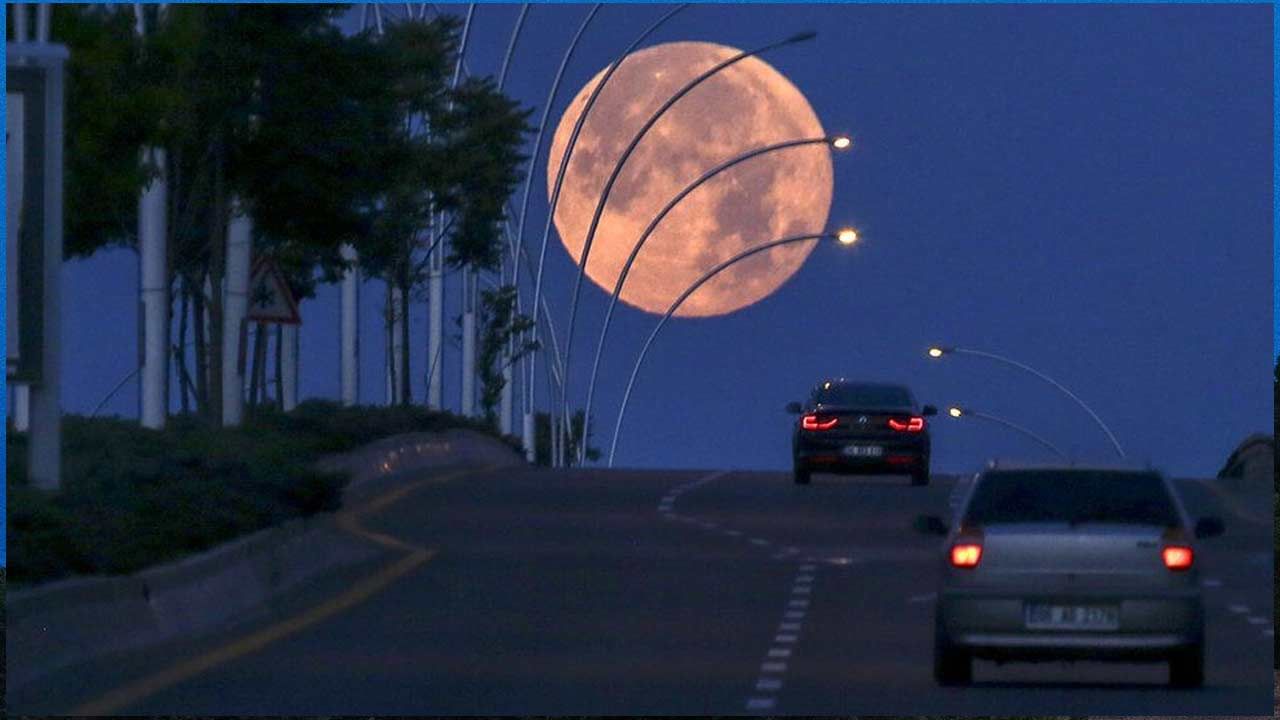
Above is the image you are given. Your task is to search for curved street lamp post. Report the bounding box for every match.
[578,134,851,464]
[609,228,859,466]
[927,345,1125,459]
[527,4,690,466]
[559,29,819,465]
[946,405,1068,461]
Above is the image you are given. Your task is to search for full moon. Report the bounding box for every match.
[548,41,834,317]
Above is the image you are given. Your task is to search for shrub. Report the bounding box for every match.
[6,403,516,586]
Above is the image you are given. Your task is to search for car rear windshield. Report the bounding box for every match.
[813,384,912,407]
[963,471,1181,527]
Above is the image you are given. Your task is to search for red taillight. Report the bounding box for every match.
[888,416,925,432]
[950,543,982,568]
[802,414,839,431]
[1162,545,1193,571]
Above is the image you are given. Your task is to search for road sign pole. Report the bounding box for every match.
[281,323,298,411]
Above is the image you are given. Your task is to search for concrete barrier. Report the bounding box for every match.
[1216,433,1275,494]
[1207,434,1275,527]
[6,428,524,693]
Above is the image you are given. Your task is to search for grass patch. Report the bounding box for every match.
[6,401,519,587]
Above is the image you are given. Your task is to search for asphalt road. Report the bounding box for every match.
[13,466,1273,715]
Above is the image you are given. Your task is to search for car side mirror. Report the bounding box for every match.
[922,405,938,417]
[785,401,802,414]
[914,514,948,536]
[1194,517,1225,539]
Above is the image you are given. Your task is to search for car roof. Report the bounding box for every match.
[815,379,912,390]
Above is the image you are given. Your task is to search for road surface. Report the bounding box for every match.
[12,466,1273,715]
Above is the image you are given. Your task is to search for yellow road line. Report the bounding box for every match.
[70,464,497,715]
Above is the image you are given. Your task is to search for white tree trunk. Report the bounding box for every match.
[386,284,405,404]
[139,146,168,428]
[222,200,251,426]
[339,243,359,406]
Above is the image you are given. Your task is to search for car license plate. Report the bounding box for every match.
[842,445,883,458]
[1025,604,1120,630]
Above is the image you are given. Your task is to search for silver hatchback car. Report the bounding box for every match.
[915,465,1225,687]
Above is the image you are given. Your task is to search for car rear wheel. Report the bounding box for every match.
[1169,643,1204,688]
[793,463,811,485]
[933,615,971,685]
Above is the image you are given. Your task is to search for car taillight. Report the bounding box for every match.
[802,414,838,431]
[1162,545,1193,571]
[950,543,982,568]
[888,416,925,432]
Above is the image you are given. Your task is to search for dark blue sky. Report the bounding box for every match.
[54,3,1272,477]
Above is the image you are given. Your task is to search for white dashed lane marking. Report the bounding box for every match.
[1228,604,1250,614]
[745,564,819,713]
[756,677,783,691]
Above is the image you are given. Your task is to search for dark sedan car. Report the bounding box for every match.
[786,380,937,486]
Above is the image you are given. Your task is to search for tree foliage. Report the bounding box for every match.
[53,4,532,417]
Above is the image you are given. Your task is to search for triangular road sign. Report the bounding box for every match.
[246,258,301,324]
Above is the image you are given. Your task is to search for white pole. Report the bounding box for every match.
[522,410,535,463]
[460,270,476,417]
[35,3,50,42]
[28,39,66,490]
[339,243,359,406]
[281,323,298,411]
[12,385,30,432]
[13,5,29,43]
[135,3,168,429]
[222,199,251,426]
[138,146,168,429]
[427,245,443,410]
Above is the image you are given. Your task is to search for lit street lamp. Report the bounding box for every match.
[926,345,1125,459]
[946,404,1069,461]
[560,29,820,465]
[609,229,859,466]
[578,134,852,464]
